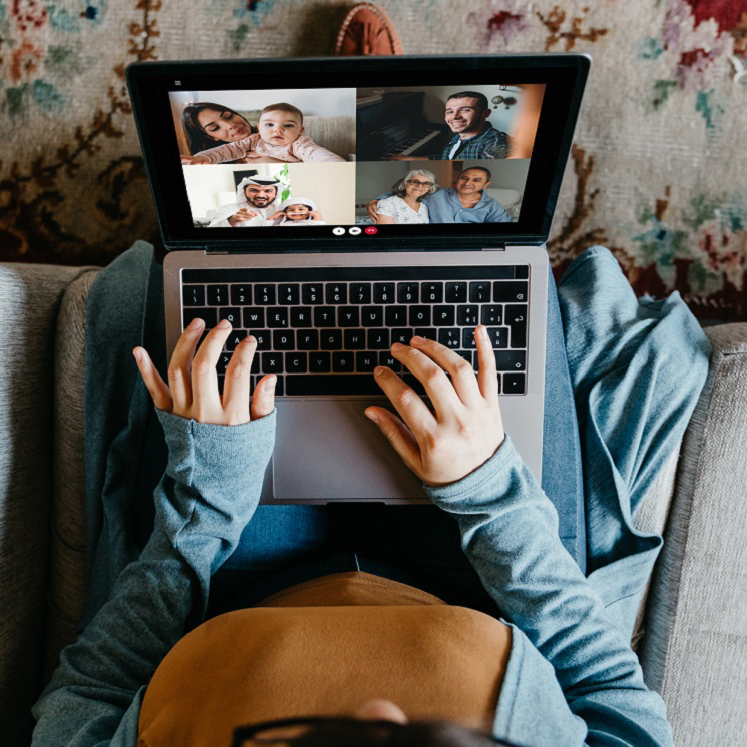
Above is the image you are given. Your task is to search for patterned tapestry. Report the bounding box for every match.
[1,0,745,319]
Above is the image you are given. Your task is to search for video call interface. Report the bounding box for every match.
[169,83,546,235]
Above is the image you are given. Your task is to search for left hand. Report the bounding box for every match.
[364,326,504,487]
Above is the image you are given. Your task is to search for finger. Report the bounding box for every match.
[133,347,173,412]
[167,317,205,410]
[364,406,422,475]
[390,342,462,422]
[475,325,499,404]
[221,334,256,422]
[191,319,233,413]
[250,374,277,421]
[409,335,482,408]
[372,365,436,448]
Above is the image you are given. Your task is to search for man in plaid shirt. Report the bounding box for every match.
[391,91,509,161]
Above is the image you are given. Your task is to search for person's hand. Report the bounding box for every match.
[227,207,260,226]
[309,210,323,221]
[364,326,504,487]
[180,154,210,165]
[367,200,381,223]
[132,318,276,426]
[266,211,283,221]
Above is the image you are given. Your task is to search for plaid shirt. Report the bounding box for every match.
[433,123,509,160]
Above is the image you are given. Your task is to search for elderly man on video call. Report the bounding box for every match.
[390,90,508,161]
[368,166,514,224]
[206,176,282,227]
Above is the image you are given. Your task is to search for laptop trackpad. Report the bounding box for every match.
[273,400,426,502]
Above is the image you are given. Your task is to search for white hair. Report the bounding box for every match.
[392,169,438,200]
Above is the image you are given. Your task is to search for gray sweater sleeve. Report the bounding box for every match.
[31,409,276,747]
[424,435,673,747]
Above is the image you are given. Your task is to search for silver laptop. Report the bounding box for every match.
[126,53,589,504]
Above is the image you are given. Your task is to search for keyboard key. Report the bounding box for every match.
[456,305,478,326]
[494,350,526,371]
[250,354,260,374]
[338,306,360,327]
[267,307,289,328]
[333,351,355,372]
[344,329,366,349]
[515,265,529,279]
[413,327,436,341]
[216,351,232,375]
[297,330,319,350]
[373,282,395,303]
[493,281,528,303]
[481,305,503,325]
[290,307,313,327]
[409,306,431,326]
[310,352,331,372]
[397,282,419,303]
[320,330,343,349]
[350,283,372,304]
[401,374,427,396]
[255,284,276,305]
[486,327,509,348]
[454,350,474,367]
[219,307,242,326]
[432,306,455,326]
[326,284,347,304]
[230,284,252,305]
[243,307,265,327]
[502,372,526,395]
[207,284,229,305]
[391,328,413,345]
[278,283,300,305]
[272,330,295,350]
[367,329,390,349]
[461,328,477,349]
[438,328,460,349]
[361,306,384,326]
[302,283,324,304]
[252,330,271,350]
[183,308,217,329]
[356,352,378,372]
[285,352,307,373]
[469,281,491,303]
[422,282,443,303]
[504,304,528,348]
[226,329,247,350]
[261,352,283,373]
[183,285,205,307]
[378,351,401,371]
[314,306,337,327]
[385,305,408,326]
[285,375,381,397]
[445,282,467,303]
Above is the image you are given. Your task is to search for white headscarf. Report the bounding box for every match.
[235,176,282,211]
[279,197,316,212]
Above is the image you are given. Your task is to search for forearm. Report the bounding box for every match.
[426,436,672,745]
[195,140,251,164]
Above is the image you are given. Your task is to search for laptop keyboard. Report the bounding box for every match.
[181,265,530,397]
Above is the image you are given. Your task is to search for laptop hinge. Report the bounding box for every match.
[481,246,506,251]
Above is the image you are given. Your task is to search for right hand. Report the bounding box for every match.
[133,318,276,426]
[227,207,260,226]
[180,154,210,165]
[367,200,381,223]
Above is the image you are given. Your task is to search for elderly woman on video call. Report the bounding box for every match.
[375,169,437,225]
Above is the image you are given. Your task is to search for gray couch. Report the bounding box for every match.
[1,262,746,746]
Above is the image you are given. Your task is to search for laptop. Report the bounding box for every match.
[126,54,589,504]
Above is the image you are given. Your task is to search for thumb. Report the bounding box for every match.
[364,407,421,476]
[250,375,276,420]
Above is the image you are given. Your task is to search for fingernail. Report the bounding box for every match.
[480,325,489,339]
[411,335,425,345]
[374,366,385,377]
[365,410,379,423]
[391,342,403,351]
[133,349,142,362]
[218,319,231,329]
[267,376,277,389]
[189,318,203,329]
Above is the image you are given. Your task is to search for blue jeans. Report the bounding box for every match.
[207,259,585,619]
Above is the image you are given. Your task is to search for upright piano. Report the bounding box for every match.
[356,92,450,161]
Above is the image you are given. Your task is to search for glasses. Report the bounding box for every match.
[231,716,522,746]
[406,179,433,187]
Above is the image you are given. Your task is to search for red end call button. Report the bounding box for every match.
[364,226,378,234]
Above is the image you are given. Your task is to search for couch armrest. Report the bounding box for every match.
[0,263,96,747]
[639,323,747,746]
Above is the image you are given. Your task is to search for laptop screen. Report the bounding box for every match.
[127,55,589,250]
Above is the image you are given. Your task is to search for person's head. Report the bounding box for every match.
[237,177,280,209]
[455,167,491,196]
[231,699,519,746]
[181,103,253,154]
[258,103,305,147]
[279,197,316,221]
[444,92,490,136]
[392,169,438,202]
